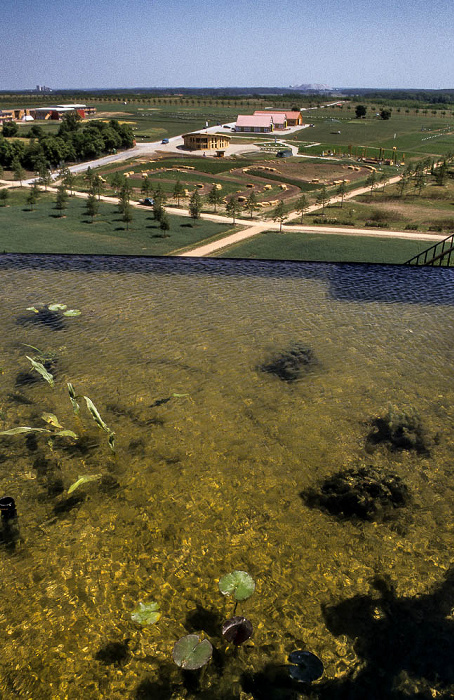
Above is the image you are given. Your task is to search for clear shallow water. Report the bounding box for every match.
[0,256,452,700]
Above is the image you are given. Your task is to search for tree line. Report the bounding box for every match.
[0,113,134,171]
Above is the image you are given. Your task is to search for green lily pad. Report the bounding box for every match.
[63,309,81,317]
[131,601,161,626]
[48,303,68,311]
[219,570,255,601]
[172,634,213,670]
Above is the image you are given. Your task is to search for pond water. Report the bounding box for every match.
[0,255,452,700]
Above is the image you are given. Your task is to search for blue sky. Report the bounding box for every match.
[1,0,453,90]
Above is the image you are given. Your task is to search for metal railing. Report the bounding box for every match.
[405,232,454,266]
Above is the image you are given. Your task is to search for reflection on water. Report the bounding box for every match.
[0,256,453,699]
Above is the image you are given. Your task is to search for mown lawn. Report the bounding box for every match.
[212,230,432,264]
[0,189,234,256]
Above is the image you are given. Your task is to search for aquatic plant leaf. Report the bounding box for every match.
[288,650,324,683]
[26,307,39,313]
[67,474,102,494]
[67,383,80,415]
[131,601,161,625]
[48,304,67,311]
[222,616,253,645]
[108,432,116,453]
[22,343,44,355]
[26,356,54,387]
[41,412,63,428]
[63,309,81,317]
[219,571,255,601]
[0,426,51,435]
[56,430,78,439]
[172,393,190,398]
[172,635,212,670]
[84,396,110,433]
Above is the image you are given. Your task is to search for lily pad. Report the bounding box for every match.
[219,570,255,601]
[172,634,213,670]
[48,304,68,311]
[222,616,253,645]
[288,650,324,683]
[63,309,81,317]
[131,601,161,626]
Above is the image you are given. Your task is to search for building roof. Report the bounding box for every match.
[253,111,287,123]
[182,131,231,139]
[254,110,301,120]
[236,115,273,127]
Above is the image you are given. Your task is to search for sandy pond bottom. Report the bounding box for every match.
[0,255,452,700]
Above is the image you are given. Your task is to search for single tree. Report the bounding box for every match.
[26,182,41,211]
[111,172,124,194]
[173,179,185,206]
[159,212,170,232]
[225,196,241,223]
[366,171,377,197]
[12,158,26,186]
[244,190,259,219]
[153,193,164,222]
[207,184,223,213]
[91,174,103,200]
[141,176,152,198]
[434,159,448,186]
[0,165,4,180]
[378,172,388,192]
[355,105,367,119]
[413,171,427,195]
[122,201,133,230]
[380,109,391,120]
[295,193,310,221]
[55,184,69,216]
[0,188,9,206]
[273,200,287,231]
[85,192,99,222]
[61,167,75,196]
[335,181,347,208]
[315,185,329,214]
[398,174,410,198]
[189,188,202,219]
[36,161,52,191]
[85,166,94,188]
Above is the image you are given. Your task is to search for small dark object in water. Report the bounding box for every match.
[222,616,253,646]
[0,496,17,520]
[303,466,410,521]
[367,404,429,454]
[288,650,324,683]
[259,342,317,382]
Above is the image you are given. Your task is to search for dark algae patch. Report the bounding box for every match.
[367,403,430,454]
[258,341,318,382]
[302,465,410,521]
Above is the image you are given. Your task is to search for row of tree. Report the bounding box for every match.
[0,114,134,171]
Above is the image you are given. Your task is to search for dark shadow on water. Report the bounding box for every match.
[1,256,454,306]
[243,568,454,700]
[185,602,224,639]
[95,639,130,665]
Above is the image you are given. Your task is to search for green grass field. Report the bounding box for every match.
[0,189,234,256]
[211,230,432,263]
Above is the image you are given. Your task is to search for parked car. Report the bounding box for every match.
[139,197,154,206]
[161,138,169,144]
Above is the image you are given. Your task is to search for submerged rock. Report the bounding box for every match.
[367,404,429,454]
[302,465,410,521]
[258,342,317,382]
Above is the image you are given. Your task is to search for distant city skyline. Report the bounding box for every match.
[2,0,453,91]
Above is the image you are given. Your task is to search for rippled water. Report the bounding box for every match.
[0,256,453,700]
